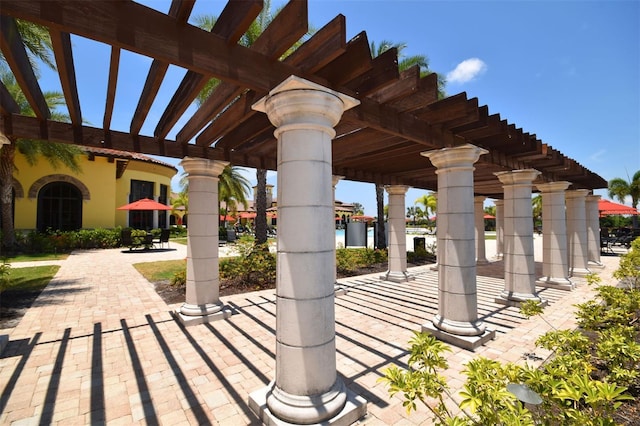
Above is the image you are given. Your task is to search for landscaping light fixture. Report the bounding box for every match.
[507,383,542,406]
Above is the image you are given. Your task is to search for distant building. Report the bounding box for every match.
[9,146,177,232]
[217,184,356,227]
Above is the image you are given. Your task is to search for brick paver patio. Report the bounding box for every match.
[0,242,622,425]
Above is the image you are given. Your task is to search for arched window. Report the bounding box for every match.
[37,182,83,231]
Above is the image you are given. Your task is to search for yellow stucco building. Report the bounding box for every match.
[10,146,177,232]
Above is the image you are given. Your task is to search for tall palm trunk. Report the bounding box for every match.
[0,143,17,251]
[255,168,268,245]
[375,183,386,249]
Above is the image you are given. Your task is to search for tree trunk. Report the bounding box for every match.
[255,168,268,245]
[0,143,17,252]
[375,184,386,249]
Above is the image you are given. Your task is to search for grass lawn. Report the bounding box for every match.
[133,259,186,282]
[4,253,70,263]
[2,265,61,292]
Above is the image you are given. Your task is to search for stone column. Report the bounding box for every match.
[381,185,414,282]
[333,175,347,296]
[177,157,232,325]
[248,76,366,425]
[420,144,495,351]
[494,199,504,260]
[494,170,545,307]
[535,182,574,290]
[474,196,489,264]
[586,194,604,269]
[566,189,591,277]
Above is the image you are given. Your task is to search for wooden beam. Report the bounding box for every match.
[192,11,347,147]
[0,80,20,115]
[387,72,439,112]
[0,113,227,162]
[368,65,420,105]
[344,47,399,96]
[315,31,372,86]
[130,0,196,135]
[49,29,81,125]
[0,15,50,119]
[153,0,266,140]
[0,1,308,93]
[189,0,309,146]
[103,47,120,130]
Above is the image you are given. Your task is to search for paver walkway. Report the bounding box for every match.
[0,242,623,425]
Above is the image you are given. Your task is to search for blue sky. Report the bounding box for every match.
[37,0,640,215]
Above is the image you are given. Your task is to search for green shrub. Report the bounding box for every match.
[219,241,276,288]
[170,269,186,288]
[336,248,387,275]
[613,237,640,289]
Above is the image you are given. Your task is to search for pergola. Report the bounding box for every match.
[0,0,605,195]
[0,1,608,425]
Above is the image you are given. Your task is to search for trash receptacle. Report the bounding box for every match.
[414,237,426,252]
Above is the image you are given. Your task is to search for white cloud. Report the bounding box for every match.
[446,58,487,84]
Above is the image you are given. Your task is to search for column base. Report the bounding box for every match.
[494,293,548,308]
[249,381,367,426]
[536,277,575,291]
[570,267,591,277]
[430,263,439,272]
[476,258,490,265]
[335,283,348,297]
[422,321,495,352]
[176,302,232,326]
[379,270,416,283]
[588,261,605,270]
[493,254,504,261]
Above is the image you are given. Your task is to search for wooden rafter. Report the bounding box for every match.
[103,47,120,130]
[129,0,196,135]
[49,29,81,125]
[0,15,50,119]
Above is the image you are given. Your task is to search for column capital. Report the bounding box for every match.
[384,185,410,195]
[0,131,10,146]
[494,199,504,207]
[420,144,487,169]
[536,181,571,193]
[494,169,540,185]
[586,194,601,202]
[565,188,590,199]
[474,195,486,202]
[252,76,359,138]
[332,175,345,187]
[180,157,228,178]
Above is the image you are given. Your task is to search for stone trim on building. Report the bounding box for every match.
[28,174,91,200]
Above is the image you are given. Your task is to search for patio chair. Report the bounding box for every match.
[121,229,142,250]
[155,228,170,249]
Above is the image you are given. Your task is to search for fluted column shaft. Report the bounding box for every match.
[495,170,542,305]
[566,189,591,277]
[536,181,573,290]
[382,185,413,282]
[474,196,489,264]
[421,144,488,337]
[179,158,229,319]
[250,76,362,425]
[495,199,504,259]
[586,194,604,268]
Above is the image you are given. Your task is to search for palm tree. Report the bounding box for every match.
[0,70,82,251]
[170,191,188,226]
[0,19,55,74]
[415,193,437,219]
[532,194,542,232]
[219,165,251,227]
[608,170,640,228]
[195,1,313,246]
[370,41,446,249]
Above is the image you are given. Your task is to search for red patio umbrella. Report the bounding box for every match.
[598,199,638,217]
[117,198,172,210]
